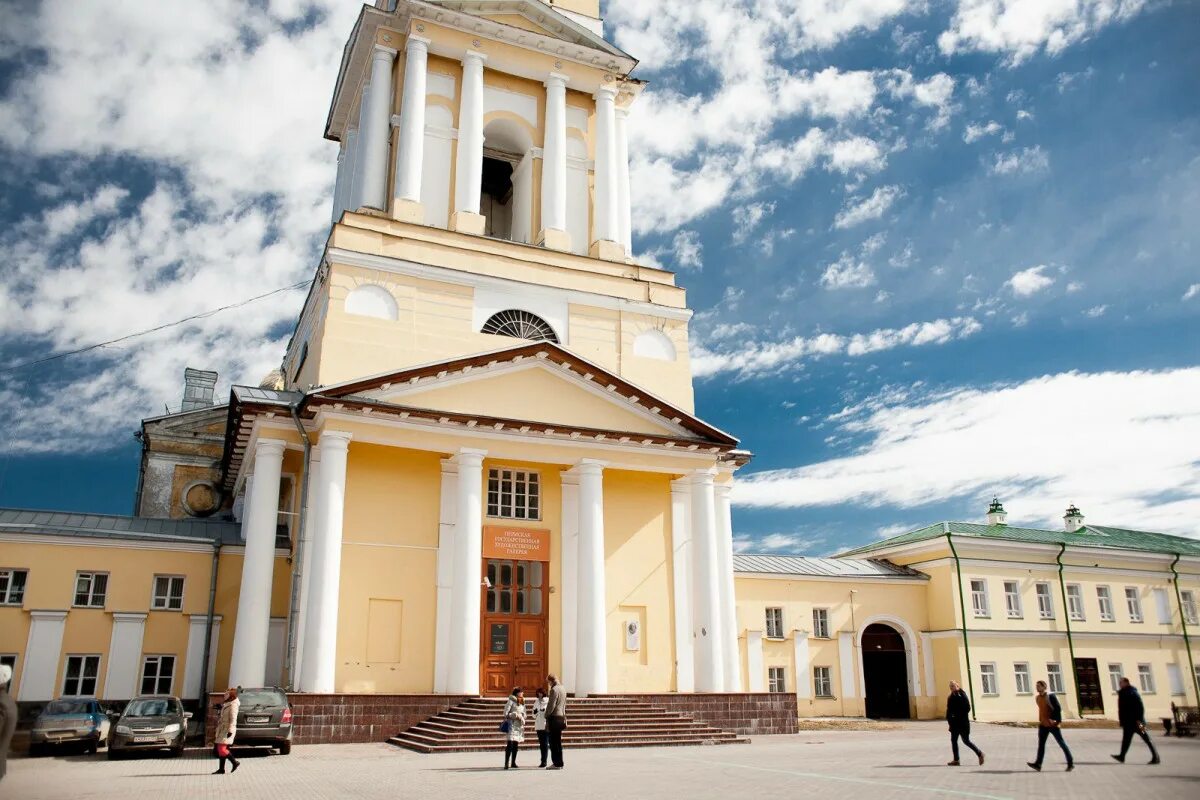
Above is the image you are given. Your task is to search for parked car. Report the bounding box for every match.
[108,695,191,759]
[29,699,110,755]
[228,687,292,754]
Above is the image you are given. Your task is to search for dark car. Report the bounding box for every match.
[29,699,110,755]
[108,695,191,758]
[230,687,292,754]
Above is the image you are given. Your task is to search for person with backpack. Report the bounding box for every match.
[945,681,984,766]
[1027,680,1074,772]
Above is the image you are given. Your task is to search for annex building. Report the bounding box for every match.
[1,1,1197,738]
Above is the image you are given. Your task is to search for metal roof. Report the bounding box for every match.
[230,385,301,405]
[0,508,244,546]
[733,554,927,580]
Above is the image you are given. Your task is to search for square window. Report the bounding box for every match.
[765,607,783,639]
[152,576,185,611]
[62,655,101,697]
[813,666,833,698]
[767,666,787,693]
[74,573,108,608]
[812,608,830,639]
[0,570,27,605]
[486,468,541,521]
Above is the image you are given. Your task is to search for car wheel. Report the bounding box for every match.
[107,749,121,760]
[278,741,291,755]
[170,745,184,758]
[87,743,98,755]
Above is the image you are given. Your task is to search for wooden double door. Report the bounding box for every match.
[480,558,548,696]
[1073,658,1105,714]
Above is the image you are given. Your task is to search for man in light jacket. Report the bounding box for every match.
[544,674,566,770]
[0,664,16,783]
[1112,677,1160,764]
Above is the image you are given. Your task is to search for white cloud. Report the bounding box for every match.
[826,136,887,174]
[964,121,1003,143]
[732,367,1200,535]
[1066,281,1084,293]
[887,71,957,129]
[1007,265,1056,297]
[671,230,704,269]
[1183,284,1200,301]
[734,532,823,554]
[938,0,1149,65]
[834,185,903,229]
[820,255,877,289]
[990,145,1050,175]
[1083,304,1108,318]
[731,202,776,244]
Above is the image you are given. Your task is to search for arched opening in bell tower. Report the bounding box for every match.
[481,119,534,244]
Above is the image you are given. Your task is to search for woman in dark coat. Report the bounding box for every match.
[946,681,985,765]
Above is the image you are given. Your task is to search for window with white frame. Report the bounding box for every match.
[1046,663,1065,695]
[151,576,184,611]
[812,608,830,639]
[73,572,108,608]
[814,666,833,698]
[767,666,787,693]
[1013,662,1032,694]
[1004,581,1023,618]
[1036,582,1055,619]
[1108,663,1124,693]
[1066,584,1085,621]
[1137,663,1156,694]
[765,607,784,639]
[486,468,540,520]
[1167,663,1185,696]
[979,663,998,695]
[1125,587,1143,623]
[1097,586,1115,622]
[1182,590,1199,625]
[140,655,175,695]
[0,569,27,605]
[62,655,101,696]
[970,579,990,618]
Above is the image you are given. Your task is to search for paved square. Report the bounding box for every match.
[5,722,1198,799]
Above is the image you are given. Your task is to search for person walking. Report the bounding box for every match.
[544,673,567,770]
[212,687,241,775]
[1112,677,1160,764]
[502,687,526,770]
[1027,680,1074,772]
[945,681,984,766]
[532,687,550,768]
[0,665,17,784]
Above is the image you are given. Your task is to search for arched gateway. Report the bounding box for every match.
[861,623,911,719]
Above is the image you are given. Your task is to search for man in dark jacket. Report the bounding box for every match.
[544,674,567,770]
[1112,677,1160,764]
[945,681,984,766]
[1028,680,1074,772]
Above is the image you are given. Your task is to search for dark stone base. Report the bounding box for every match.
[616,692,799,736]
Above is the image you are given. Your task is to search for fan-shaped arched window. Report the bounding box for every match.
[481,310,559,343]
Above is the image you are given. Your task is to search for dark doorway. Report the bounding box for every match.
[1073,658,1104,714]
[480,154,514,240]
[862,623,910,719]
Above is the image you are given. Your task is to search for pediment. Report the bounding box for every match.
[142,405,229,439]
[428,1,625,58]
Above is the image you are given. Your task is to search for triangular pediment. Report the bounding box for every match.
[142,405,229,439]
[428,1,626,58]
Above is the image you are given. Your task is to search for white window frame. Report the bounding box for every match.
[765,607,784,639]
[767,666,787,693]
[1003,580,1023,618]
[1137,663,1156,695]
[1035,582,1055,619]
[1182,590,1199,626]
[73,572,108,609]
[1046,662,1065,695]
[62,654,101,697]
[1066,583,1085,621]
[1013,662,1032,694]
[812,608,830,639]
[813,666,833,698]
[970,579,990,618]
[140,655,175,695]
[1097,585,1114,622]
[151,575,185,611]
[486,467,541,521]
[1108,663,1124,693]
[979,663,998,696]
[0,569,28,605]
[1125,587,1143,623]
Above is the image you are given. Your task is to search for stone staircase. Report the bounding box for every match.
[388,696,748,753]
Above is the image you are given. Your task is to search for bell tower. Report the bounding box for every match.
[285,0,699,412]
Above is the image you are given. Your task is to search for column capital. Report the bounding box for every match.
[462,49,488,66]
[255,438,288,457]
[594,83,619,101]
[372,43,399,60]
[614,105,630,119]
[690,467,717,484]
[570,458,606,476]
[453,447,487,465]
[714,482,733,498]
[405,35,431,51]
[318,430,353,451]
[544,72,569,89]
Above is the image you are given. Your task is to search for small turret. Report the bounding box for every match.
[986,497,1007,526]
[1064,504,1084,533]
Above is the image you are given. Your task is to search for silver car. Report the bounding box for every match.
[108,695,191,758]
[29,699,111,755]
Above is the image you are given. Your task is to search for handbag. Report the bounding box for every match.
[216,742,230,758]
[499,719,511,734]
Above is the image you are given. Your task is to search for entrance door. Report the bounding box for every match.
[1073,658,1104,714]
[481,558,548,696]
[862,623,911,719]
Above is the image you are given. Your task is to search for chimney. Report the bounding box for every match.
[1064,504,1084,533]
[986,497,1007,526]
[181,368,218,411]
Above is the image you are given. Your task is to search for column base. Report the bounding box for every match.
[451,211,486,236]
[537,227,572,252]
[589,238,626,262]
[392,198,425,224]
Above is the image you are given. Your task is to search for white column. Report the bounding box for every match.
[592,84,619,246]
[838,632,857,698]
[331,143,347,225]
[669,478,694,692]
[540,72,569,245]
[793,632,811,699]
[560,471,580,692]
[690,469,724,692]
[433,458,458,694]
[615,105,632,253]
[714,482,741,692]
[453,51,487,219]
[396,36,430,203]
[183,614,222,699]
[228,438,286,688]
[447,448,486,695]
[19,610,67,701]
[746,630,765,693]
[575,460,608,696]
[348,81,371,210]
[290,445,320,690]
[103,613,147,699]
[299,430,351,693]
[340,126,360,214]
[921,632,936,697]
[360,45,397,210]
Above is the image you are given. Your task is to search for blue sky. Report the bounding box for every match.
[0,1,1197,554]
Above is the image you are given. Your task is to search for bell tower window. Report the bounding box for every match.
[480,119,534,244]
[481,153,514,241]
[481,310,559,343]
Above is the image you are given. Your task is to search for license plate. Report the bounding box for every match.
[134,736,158,743]
[247,716,270,723]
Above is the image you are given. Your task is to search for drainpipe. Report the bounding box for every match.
[1169,554,1200,705]
[197,537,222,717]
[945,525,976,720]
[1056,543,1080,718]
[283,400,312,690]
